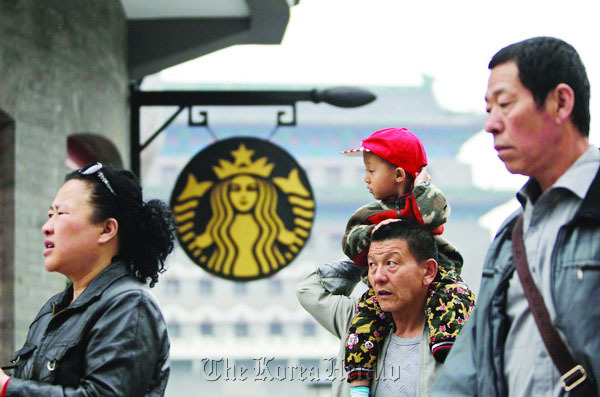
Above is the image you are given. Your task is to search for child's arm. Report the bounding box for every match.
[342,201,397,267]
[342,178,450,266]
[411,180,450,232]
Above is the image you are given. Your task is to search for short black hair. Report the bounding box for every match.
[489,36,590,137]
[371,220,438,263]
[66,164,175,287]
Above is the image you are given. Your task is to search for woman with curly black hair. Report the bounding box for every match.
[1,163,175,397]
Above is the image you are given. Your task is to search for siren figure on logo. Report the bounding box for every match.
[172,143,315,279]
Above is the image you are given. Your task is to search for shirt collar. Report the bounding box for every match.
[517,145,600,207]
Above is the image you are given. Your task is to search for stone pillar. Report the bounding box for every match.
[0,111,16,364]
[0,0,128,354]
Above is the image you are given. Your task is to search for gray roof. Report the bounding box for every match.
[44,0,297,79]
[125,0,296,78]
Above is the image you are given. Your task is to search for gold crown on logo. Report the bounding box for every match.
[212,144,275,179]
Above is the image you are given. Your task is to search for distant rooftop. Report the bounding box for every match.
[148,80,485,158]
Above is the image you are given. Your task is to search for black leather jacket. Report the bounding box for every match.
[6,261,170,396]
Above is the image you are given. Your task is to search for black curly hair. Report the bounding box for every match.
[65,163,175,287]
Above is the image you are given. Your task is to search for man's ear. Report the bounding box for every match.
[550,83,575,125]
[98,218,118,244]
[394,167,407,183]
[422,258,438,286]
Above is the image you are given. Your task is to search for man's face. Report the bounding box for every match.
[367,238,434,317]
[362,152,400,200]
[484,61,559,179]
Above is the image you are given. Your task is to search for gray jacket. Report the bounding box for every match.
[6,261,170,397]
[296,260,439,396]
[432,165,600,396]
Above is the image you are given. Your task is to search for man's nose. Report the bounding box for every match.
[484,108,503,135]
[372,265,388,284]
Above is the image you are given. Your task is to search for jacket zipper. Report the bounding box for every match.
[51,303,67,317]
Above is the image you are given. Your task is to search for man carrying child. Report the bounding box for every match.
[298,127,474,396]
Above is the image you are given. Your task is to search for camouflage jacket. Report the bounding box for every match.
[342,181,462,273]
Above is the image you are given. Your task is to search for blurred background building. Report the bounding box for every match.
[0,0,297,367]
[6,1,586,396]
[140,77,510,396]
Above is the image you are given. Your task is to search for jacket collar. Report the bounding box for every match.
[51,260,131,310]
[510,153,600,232]
[575,160,600,222]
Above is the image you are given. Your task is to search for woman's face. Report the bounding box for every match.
[41,179,104,277]
[229,175,258,213]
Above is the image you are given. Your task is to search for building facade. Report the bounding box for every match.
[0,0,294,364]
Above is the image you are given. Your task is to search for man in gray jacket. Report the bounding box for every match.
[297,220,440,396]
[432,36,600,396]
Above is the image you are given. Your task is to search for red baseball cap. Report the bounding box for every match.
[341,127,427,177]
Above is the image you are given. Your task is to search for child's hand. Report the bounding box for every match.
[415,167,431,186]
[371,218,402,234]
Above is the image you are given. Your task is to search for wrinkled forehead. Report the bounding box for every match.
[486,62,524,99]
[368,238,412,260]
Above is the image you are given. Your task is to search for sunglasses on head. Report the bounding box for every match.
[79,162,117,197]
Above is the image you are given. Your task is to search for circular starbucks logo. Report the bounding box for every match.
[170,137,315,281]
